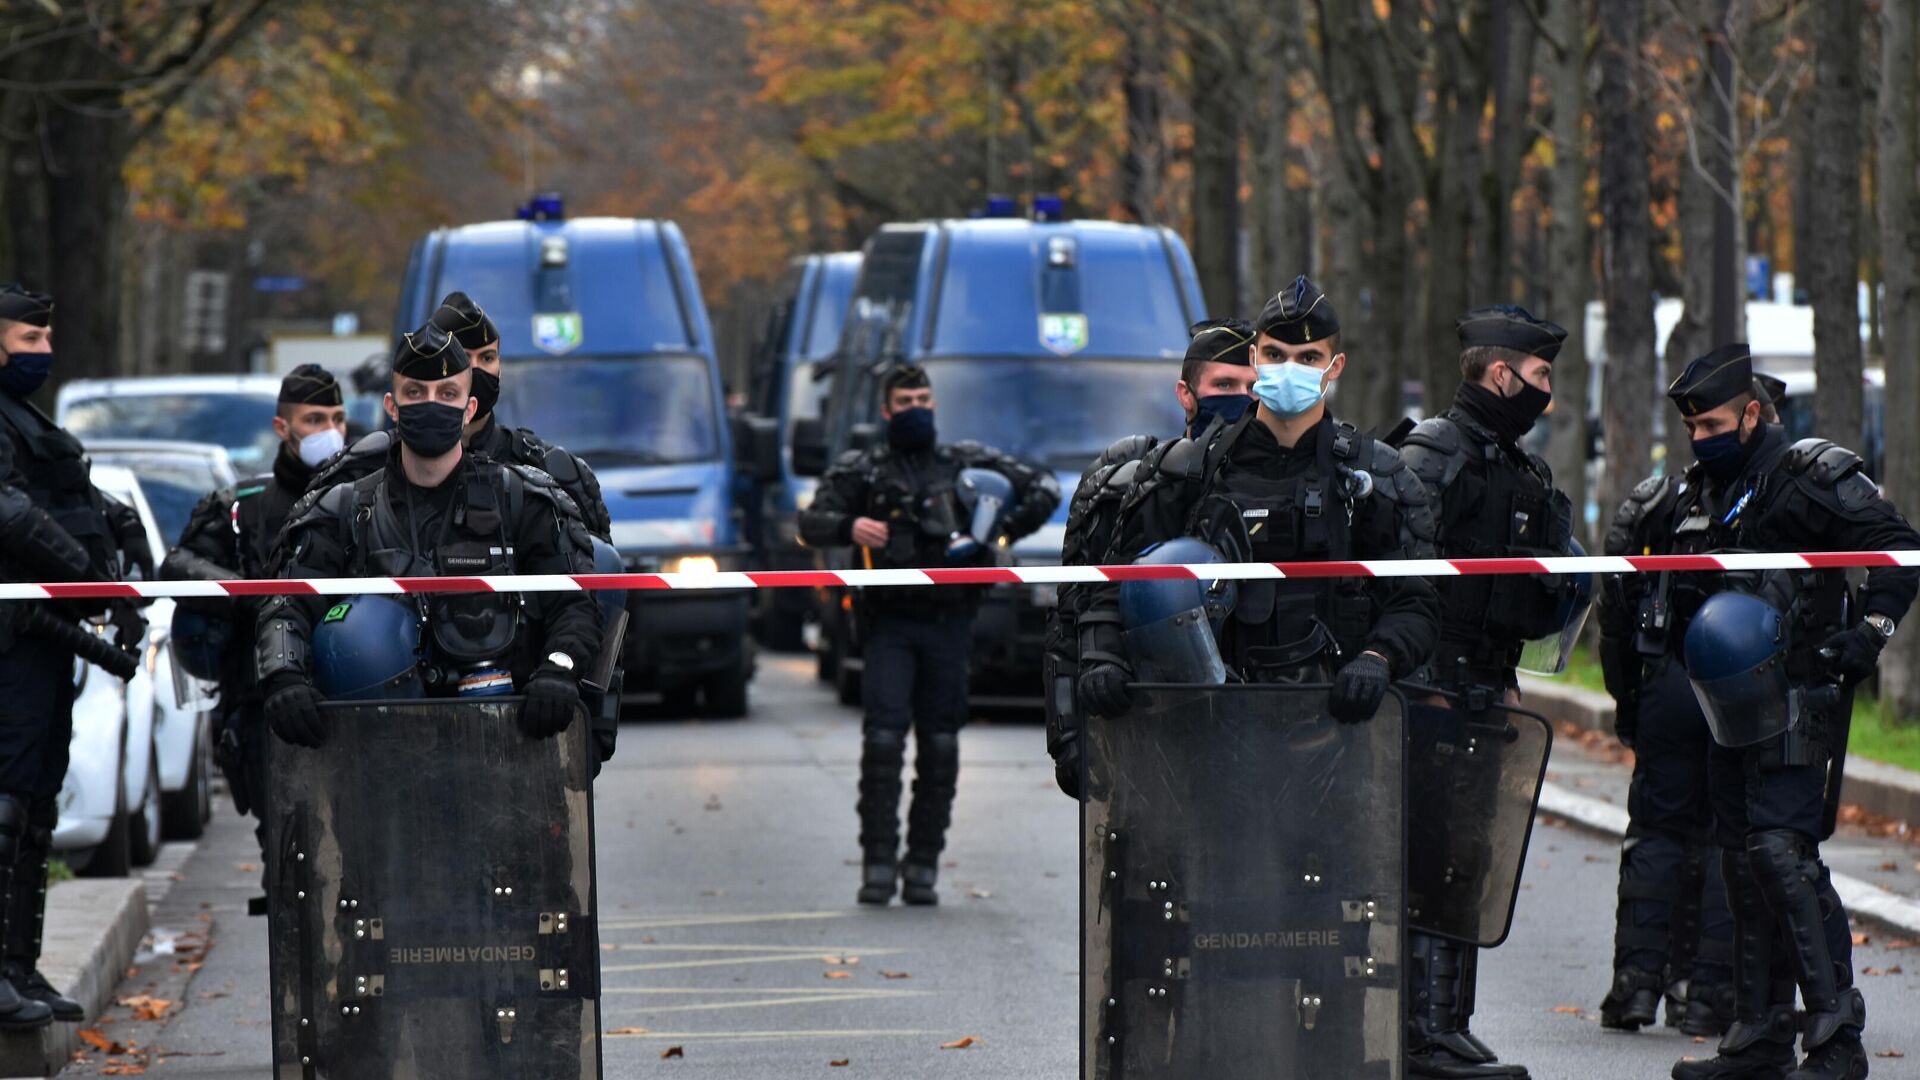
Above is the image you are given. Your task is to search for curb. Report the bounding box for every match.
[1539,781,1920,938]
[0,878,150,1079]
[1520,675,1920,830]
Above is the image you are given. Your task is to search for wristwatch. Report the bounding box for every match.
[546,651,577,672]
[1865,614,1897,642]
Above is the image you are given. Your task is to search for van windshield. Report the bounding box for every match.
[919,357,1186,469]
[494,357,720,466]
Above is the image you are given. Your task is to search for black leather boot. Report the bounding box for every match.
[1600,966,1665,1031]
[1681,977,1737,1039]
[1746,832,1865,1080]
[1788,988,1868,1080]
[1671,1008,1799,1080]
[901,731,956,908]
[1676,849,1798,1080]
[0,801,65,1024]
[899,858,939,906]
[857,850,897,906]
[1407,933,1526,1078]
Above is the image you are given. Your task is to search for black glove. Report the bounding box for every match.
[1328,652,1391,724]
[1821,622,1888,686]
[520,668,581,738]
[266,681,327,747]
[1052,735,1082,800]
[1077,662,1133,719]
[1612,695,1639,749]
[119,531,156,582]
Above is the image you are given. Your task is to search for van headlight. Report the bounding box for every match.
[663,555,719,576]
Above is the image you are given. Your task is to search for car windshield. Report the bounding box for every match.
[493,356,720,466]
[88,455,224,546]
[918,357,1186,469]
[65,393,281,473]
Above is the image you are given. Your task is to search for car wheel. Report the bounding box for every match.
[81,747,133,878]
[130,747,162,868]
[702,661,751,720]
[161,720,209,840]
[662,684,700,717]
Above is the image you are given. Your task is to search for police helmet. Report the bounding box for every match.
[589,536,627,625]
[947,468,1018,560]
[1683,590,1792,747]
[1517,537,1595,675]
[313,594,426,701]
[1117,538,1234,685]
[170,607,231,683]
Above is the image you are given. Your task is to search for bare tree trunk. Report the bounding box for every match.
[1189,45,1242,316]
[1807,0,1864,448]
[1596,0,1657,516]
[1251,0,1309,295]
[45,101,132,384]
[1120,17,1164,225]
[1665,148,1715,470]
[1877,0,1920,723]
[1543,0,1593,544]
[1482,0,1537,304]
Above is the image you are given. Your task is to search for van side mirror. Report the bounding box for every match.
[733,414,782,483]
[791,417,829,478]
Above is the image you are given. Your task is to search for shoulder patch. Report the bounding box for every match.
[235,484,267,499]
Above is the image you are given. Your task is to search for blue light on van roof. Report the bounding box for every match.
[1032,195,1065,222]
[981,195,1019,219]
[517,193,566,221]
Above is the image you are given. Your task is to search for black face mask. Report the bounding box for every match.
[470,367,500,421]
[887,406,936,451]
[395,400,468,457]
[1190,393,1254,432]
[1457,367,1551,445]
[1692,417,1760,485]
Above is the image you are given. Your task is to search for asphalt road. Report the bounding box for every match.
[58,657,1920,1078]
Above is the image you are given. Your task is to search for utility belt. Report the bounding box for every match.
[1235,619,1340,685]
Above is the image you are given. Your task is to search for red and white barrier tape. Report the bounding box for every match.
[3,551,1918,602]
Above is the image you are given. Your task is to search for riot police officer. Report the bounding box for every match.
[308,292,610,539]
[798,364,1060,906]
[258,324,602,748]
[1077,275,1439,720]
[0,283,151,1027]
[1592,377,1791,1038]
[162,364,348,913]
[1398,305,1584,1080]
[1044,317,1257,799]
[1654,346,1920,1080]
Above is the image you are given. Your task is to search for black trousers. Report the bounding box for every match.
[0,640,77,800]
[1614,661,1733,983]
[857,609,971,862]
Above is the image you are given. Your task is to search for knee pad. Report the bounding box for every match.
[916,731,960,785]
[1745,829,1816,891]
[863,728,907,767]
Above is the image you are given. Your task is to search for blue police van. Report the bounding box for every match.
[791,200,1204,705]
[742,251,862,651]
[394,196,773,717]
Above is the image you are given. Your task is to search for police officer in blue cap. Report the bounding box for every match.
[1637,345,1920,1080]
[1044,318,1258,799]
[259,324,602,748]
[163,364,349,913]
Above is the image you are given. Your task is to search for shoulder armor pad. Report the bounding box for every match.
[1105,457,1145,492]
[285,480,356,532]
[1102,433,1158,468]
[950,439,986,458]
[1154,435,1206,482]
[1629,474,1669,502]
[1399,417,1467,487]
[1808,442,1865,486]
[830,448,867,470]
[503,460,559,490]
[1782,437,1838,475]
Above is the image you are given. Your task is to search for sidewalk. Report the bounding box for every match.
[1535,691,1920,938]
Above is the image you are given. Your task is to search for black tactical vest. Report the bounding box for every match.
[0,392,116,575]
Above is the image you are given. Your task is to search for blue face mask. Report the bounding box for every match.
[1190,393,1253,431]
[1252,360,1328,418]
[1691,424,1754,485]
[0,350,53,398]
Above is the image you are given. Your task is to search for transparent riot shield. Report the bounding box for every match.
[1403,698,1553,948]
[1081,684,1405,1080]
[266,700,601,1080]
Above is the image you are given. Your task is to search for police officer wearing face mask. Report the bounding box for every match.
[1076,275,1440,724]
[0,283,154,1028]
[1650,346,1920,1080]
[1042,318,1258,799]
[1591,376,1789,1041]
[162,364,349,910]
[1396,306,1580,1080]
[307,293,610,540]
[798,365,1060,907]
[258,325,602,750]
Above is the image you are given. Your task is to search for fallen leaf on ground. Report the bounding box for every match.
[79,1030,128,1055]
[601,944,620,952]
[1550,1006,1582,1014]
[1854,933,1872,946]
[941,1036,979,1049]
[824,970,854,980]
[1693,1037,1707,1044]
[1890,965,1905,974]
[641,936,657,944]
[661,1045,684,1059]
[880,970,911,979]
[1864,967,1883,976]
[1879,861,1899,872]
[1876,1050,1905,1058]
[968,887,993,900]
[118,995,172,1022]
[830,1059,850,1067]
[101,1066,146,1076]
[606,1026,649,1035]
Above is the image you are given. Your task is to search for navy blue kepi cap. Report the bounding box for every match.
[392,323,471,381]
[1255,276,1339,345]
[1185,318,1255,366]
[429,291,499,352]
[0,284,53,327]
[1667,344,1753,417]
[1456,304,1567,361]
[279,363,342,407]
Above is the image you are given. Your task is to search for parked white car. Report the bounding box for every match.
[56,373,379,476]
[52,464,216,875]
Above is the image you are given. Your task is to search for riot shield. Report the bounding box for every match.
[266,700,601,1080]
[1403,698,1552,948]
[1081,684,1405,1080]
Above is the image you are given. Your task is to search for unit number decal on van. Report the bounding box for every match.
[1039,313,1088,356]
[533,312,584,355]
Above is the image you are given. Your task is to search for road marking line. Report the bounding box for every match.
[601,911,846,930]
[602,950,901,973]
[605,992,924,1015]
[603,1029,938,1040]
